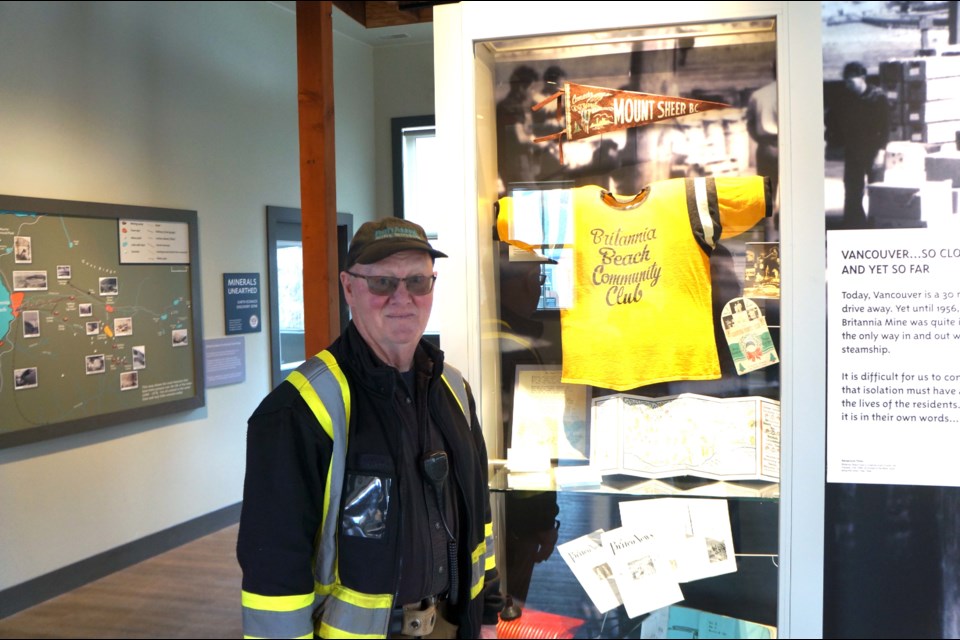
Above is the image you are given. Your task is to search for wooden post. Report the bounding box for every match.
[296,0,339,357]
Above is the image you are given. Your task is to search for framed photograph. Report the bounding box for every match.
[171,328,188,347]
[113,317,133,337]
[511,364,590,461]
[132,345,146,370]
[22,310,40,338]
[14,236,32,263]
[14,367,38,390]
[85,354,106,375]
[0,194,204,449]
[743,242,780,299]
[12,270,47,292]
[120,370,138,391]
[99,276,119,296]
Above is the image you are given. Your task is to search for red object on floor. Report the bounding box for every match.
[496,607,586,639]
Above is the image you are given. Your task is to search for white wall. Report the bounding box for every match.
[373,40,436,218]
[0,0,299,591]
[0,0,433,599]
[333,26,376,225]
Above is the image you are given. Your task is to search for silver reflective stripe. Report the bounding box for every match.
[441,364,470,423]
[242,604,314,639]
[693,177,717,250]
[294,353,350,587]
[320,594,392,637]
[471,549,484,598]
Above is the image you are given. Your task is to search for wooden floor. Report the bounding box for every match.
[0,524,242,639]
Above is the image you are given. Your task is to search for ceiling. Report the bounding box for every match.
[271,1,443,47]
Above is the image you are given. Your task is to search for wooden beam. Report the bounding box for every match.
[333,1,436,28]
[296,0,339,356]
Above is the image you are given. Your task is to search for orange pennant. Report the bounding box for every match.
[533,82,731,144]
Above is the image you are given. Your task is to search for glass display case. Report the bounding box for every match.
[433,2,827,637]
[472,16,783,638]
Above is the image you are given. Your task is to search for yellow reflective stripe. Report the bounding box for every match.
[484,520,496,570]
[241,590,314,612]
[470,540,486,599]
[318,585,393,639]
[286,369,336,441]
[317,622,384,639]
[244,634,312,639]
[336,586,393,609]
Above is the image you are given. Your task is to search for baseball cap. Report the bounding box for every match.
[346,217,447,268]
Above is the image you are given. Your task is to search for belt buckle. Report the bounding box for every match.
[401,598,437,637]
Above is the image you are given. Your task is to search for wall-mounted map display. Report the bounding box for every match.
[0,195,204,448]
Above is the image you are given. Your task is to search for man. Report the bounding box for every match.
[238,217,503,639]
[746,64,779,237]
[836,61,890,228]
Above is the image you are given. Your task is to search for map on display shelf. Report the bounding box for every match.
[589,393,780,482]
[0,195,204,448]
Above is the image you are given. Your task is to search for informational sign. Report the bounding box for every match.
[827,228,960,486]
[204,336,245,388]
[118,219,190,264]
[223,272,261,335]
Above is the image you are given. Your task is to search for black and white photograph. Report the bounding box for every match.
[823,0,960,230]
[132,345,146,370]
[99,276,119,296]
[85,321,100,336]
[14,366,38,390]
[493,27,777,200]
[114,317,133,337]
[22,310,40,338]
[85,354,106,375]
[171,328,188,347]
[56,265,71,279]
[78,303,93,317]
[822,3,960,638]
[14,236,32,263]
[12,270,48,292]
[120,370,138,391]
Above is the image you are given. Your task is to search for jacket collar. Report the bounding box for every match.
[340,322,444,396]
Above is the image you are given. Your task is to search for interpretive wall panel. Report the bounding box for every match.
[0,195,204,448]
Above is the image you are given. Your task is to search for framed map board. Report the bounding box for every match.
[0,194,205,448]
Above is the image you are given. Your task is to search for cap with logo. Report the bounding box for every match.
[346,217,447,268]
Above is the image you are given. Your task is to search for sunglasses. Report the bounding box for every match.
[347,271,437,296]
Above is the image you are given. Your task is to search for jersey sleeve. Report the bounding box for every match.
[715,175,772,239]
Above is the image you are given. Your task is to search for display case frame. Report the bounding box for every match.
[432,2,826,637]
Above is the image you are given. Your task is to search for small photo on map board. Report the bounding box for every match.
[0,194,204,448]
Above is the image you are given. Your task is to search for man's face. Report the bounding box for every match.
[341,250,435,361]
[844,75,867,95]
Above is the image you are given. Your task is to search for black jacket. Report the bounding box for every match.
[238,322,502,638]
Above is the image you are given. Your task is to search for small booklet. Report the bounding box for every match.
[619,498,738,583]
[557,529,622,614]
[600,526,684,619]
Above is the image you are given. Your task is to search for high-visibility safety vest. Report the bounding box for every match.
[241,350,496,639]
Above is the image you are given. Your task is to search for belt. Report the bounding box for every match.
[388,595,446,637]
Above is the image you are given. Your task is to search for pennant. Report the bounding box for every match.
[533,82,731,145]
